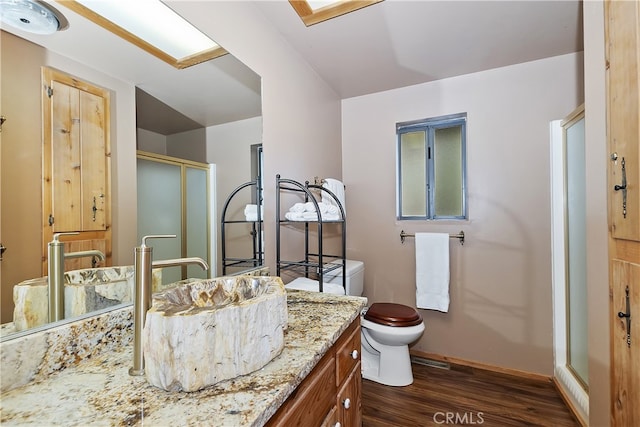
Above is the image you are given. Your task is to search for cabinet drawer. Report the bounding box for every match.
[267,351,336,427]
[336,317,361,386]
[337,361,362,427]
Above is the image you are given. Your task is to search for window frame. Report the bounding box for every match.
[396,112,468,221]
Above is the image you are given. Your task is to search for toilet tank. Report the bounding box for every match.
[324,259,364,296]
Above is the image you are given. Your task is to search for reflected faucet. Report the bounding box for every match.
[129,235,209,376]
[48,232,106,322]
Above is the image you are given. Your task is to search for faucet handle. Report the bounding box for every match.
[52,232,80,242]
[141,234,177,247]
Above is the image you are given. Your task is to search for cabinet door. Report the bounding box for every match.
[266,352,336,427]
[606,0,639,242]
[611,259,640,426]
[337,362,362,427]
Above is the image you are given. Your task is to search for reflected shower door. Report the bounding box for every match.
[564,111,588,387]
[137,154,210,285]
[137,158,183,285]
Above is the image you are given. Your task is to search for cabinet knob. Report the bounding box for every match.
[334,423,342,427]
[342,398,351,409]
[351,350,358,359]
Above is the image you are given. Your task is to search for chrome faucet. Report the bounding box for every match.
[48,232,106,322]
[129,234,209,376]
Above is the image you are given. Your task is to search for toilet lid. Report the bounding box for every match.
[364,303,423,327]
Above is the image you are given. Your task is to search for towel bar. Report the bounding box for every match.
[400,230,465,245]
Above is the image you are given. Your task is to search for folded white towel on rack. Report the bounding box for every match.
[284,211,340,221]
[244,204,263,221]
[286,201,340,219]
[290,202,306,213]
[322,178,346,214]
[415,233,450,312]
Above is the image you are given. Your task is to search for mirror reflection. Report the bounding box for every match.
[0,1,263,340]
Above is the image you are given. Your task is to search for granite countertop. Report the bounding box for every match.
[0,290,367,427]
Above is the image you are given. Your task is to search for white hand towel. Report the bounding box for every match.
[415,233,450,312]
[244,204,262,221]
[322,178,346,214]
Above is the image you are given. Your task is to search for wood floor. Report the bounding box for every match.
[362,361,579,427]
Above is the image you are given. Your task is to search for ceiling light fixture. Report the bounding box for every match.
[61,0,226,69]
[0,0,67,35]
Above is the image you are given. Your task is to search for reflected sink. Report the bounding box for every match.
[11,266,160,331]
[143,275,288,392]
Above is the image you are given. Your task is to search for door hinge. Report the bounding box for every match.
[46,86,53,98]
[48,214,54,226]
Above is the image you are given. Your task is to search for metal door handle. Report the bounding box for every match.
[613,158,628,218]
[618,286,632,348]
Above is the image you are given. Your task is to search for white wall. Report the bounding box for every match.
[342,53,584,375]
[167,128,207,163]
[207,116,263,273]
[583,1,610,424]
[137,128,167,154]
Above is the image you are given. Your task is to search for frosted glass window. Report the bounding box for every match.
[396,113,466,220]
[399,131,427,217]
[434,127,463,217]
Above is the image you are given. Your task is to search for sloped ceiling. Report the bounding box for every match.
[255,0,583,98]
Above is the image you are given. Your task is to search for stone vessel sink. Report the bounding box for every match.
[11,266,163,332]
[143,275,288,392]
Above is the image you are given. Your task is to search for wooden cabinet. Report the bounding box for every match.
[605,1,640,424]
[268,316,362,427]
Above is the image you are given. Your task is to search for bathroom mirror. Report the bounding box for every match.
[0,2,262,340]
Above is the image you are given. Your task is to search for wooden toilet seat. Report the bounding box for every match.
[363,302,423,327]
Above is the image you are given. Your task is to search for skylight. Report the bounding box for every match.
[61,0,226,69]
[289,0,384,26]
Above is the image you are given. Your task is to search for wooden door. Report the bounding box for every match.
[605,1,640,425]
[41,67,111,274]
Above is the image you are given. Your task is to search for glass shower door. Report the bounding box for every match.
[564,111,588,387]
[137,154,210,286]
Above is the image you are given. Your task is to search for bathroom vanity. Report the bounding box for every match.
[0,288,366,426]
[267,313,362,426]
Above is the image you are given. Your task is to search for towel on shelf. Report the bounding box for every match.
[289,202,306,213]
[415,233,450,312]
[322,178,346,214]
[284,211,340,221]
[244,204,263,221]
[285,201,340,221]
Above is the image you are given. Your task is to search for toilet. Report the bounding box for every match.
[324,260,425,387]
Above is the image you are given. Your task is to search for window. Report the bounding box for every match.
[396,113,467,220]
